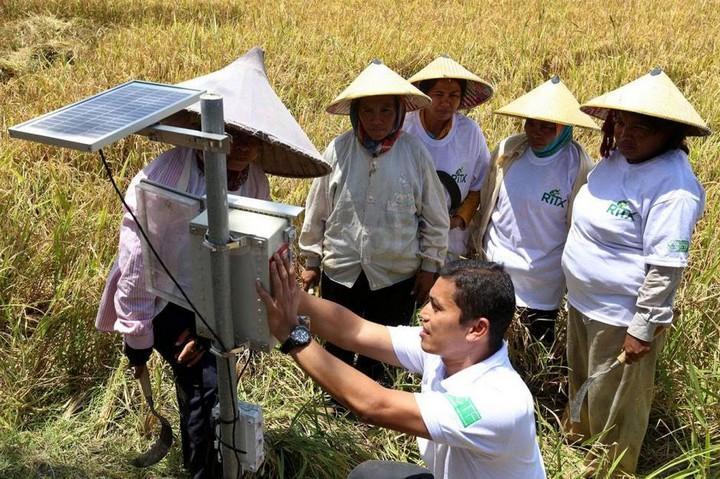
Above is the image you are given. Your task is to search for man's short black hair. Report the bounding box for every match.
[438,259,515,353]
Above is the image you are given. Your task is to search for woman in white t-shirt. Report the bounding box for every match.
[471,76,598,345]
[562,68,710,475]
[404,55,495,260]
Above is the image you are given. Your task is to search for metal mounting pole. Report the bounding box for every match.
[201,93,240,478]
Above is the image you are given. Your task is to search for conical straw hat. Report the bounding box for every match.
[407,54,494,109]
[166,47,330,178]
[581,68,711,137]
[495,76,599,130]
[326,59,431,115]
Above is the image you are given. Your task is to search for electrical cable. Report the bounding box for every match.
[214,350,256,478]
[233,350,254,479]
[99,148,247,475]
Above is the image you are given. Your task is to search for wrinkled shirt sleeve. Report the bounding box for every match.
[299,143,335,268]
[113,168,157,350]
[388,325,425,374]
[417,146,449,272]
[627,265,683,342]
[112,149,191,349]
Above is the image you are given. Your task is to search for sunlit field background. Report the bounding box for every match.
[1,1,718,477]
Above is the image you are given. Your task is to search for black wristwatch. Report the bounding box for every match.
[280,324,312,354]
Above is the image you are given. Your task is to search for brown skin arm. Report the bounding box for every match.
[264,253,401,366]
[454,190,482,230]
[131,329,206,378]
[412,270,435,306]
[449,215,466,230]
[298,289,402,367]
[175,329,207,367]
[256,253,430,438]
[291,342,430,438]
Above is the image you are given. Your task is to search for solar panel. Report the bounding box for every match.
[9,80,204,152]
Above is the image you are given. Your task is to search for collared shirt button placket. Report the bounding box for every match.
[361,176,377,268]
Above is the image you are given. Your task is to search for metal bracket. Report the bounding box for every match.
[137,123,231,153]
[202,233,248,253]
[283,226,296,244]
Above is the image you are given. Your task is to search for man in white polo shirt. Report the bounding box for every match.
[257,255,546,479]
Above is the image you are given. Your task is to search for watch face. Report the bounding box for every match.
[281,324,311,353]
[292,326,311,343]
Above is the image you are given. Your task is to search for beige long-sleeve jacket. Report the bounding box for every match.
[299,130,449,290]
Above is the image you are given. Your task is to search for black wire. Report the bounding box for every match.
[232,350,253,479]
[237,350,253,380]
[98,149,227,351]
[227,359,242,479]
[99,148,248,475]
[223,350,255,479]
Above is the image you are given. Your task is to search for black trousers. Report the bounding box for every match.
[321,271,416,384]
[153,302,219,479]
[517,307,559,346]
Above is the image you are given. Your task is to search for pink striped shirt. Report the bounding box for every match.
[95,147,270,349]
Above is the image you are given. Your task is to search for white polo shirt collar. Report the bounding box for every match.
[440,341,510,390]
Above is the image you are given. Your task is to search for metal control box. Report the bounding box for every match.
[189,195,302,351]
[136,180,302,352]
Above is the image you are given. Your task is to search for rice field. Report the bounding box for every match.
[1,1,719,477]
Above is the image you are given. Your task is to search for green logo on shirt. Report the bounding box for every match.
[668,240,689,253]
[446,395,482,427]
[540,188,567,208]
[451,167,468,184]
[607,200,637,221]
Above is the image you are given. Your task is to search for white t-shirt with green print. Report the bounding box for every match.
[388,326,546,479]
[484,146,581,309]
[403,111,491,257]
[562,149,704,327]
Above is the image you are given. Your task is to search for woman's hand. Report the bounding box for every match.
[622,333,652,364]
[449,215,466,230]
[176,329,207,367]
[412,270,436,306]
[301,266,320,291]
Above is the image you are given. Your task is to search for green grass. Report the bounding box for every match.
[1,0,719,477]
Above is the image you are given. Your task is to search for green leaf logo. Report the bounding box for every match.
[446,395,482,427]
[668,240,689,253]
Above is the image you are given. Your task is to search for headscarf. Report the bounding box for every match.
[349,97,406,157]
[531,124,573,158]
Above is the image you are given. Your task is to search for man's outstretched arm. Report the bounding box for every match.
[297,289,403,367]
[292,341,429,439]
[264,252,402,367]
[256,253,429,438]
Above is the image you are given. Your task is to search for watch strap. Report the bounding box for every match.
[280,324,311,354]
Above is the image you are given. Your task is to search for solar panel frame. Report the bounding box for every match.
[9,80,205,152]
